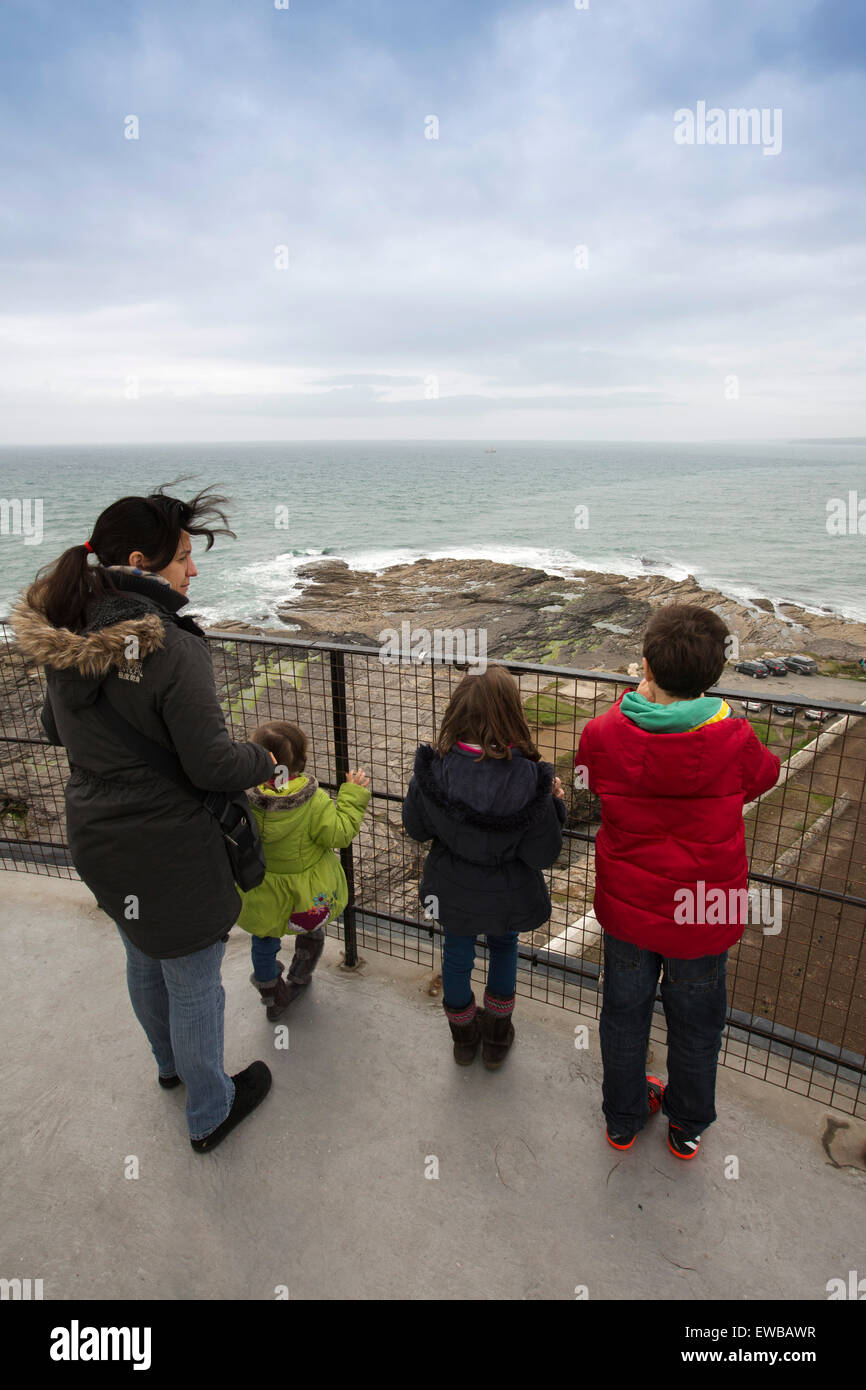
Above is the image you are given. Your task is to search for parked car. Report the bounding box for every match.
[785,655,818,675]
[772,705,795,717]
[803,708,832,722]
[761,658,789,677]
[735,660,769,678]
[741,700,766,714]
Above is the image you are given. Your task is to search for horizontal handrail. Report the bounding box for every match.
[2,619,864,1110]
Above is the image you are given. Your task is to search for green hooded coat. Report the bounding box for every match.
[237,774,370,938]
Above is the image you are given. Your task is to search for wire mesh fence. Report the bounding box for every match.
[2,620,864,1116]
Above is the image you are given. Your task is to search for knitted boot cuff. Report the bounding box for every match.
[483,990,515,1017]
[443,996,477,1025]
[250,961,283,989]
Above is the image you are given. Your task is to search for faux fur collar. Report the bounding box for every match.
[9,596,166,678]
[248,776,319,812]
[412,742,554,831]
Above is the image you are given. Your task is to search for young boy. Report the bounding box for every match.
[576,605,780,1158]
[238,720,370,1019]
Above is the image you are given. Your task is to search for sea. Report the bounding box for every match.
[1,440,864,628]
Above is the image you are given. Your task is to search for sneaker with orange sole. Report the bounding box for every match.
[667,1122,701,1160]
[605,1075,665,1150]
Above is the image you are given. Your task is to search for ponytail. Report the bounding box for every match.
[26,544,118,631]
[25,481,235,632]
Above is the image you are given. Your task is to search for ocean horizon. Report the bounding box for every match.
[1,439,864,628]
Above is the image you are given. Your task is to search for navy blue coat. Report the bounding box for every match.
[401,743,567,937]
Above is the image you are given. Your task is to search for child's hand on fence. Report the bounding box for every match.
[552,776,566,800]
[346,768,370,787]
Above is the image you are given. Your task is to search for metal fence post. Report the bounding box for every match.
[329,648,359,967]
[3,616,865,1109]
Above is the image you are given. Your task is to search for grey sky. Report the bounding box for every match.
[0,0,863,443]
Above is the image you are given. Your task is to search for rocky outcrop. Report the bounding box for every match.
[269,557,866,669]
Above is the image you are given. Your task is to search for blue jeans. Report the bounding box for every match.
[117,927,235,1142]
[441,931,520,1008]
[599,932,728,1139]
[250,933,282,981]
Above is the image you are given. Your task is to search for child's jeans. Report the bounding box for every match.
[441,931,520,1008]
[600,932,728,1139]
[251,927,325,982]
[117,926,234,1142]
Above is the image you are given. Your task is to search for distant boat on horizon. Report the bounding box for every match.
[483,446,496,452]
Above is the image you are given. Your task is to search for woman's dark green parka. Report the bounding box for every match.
[11,569,273,958]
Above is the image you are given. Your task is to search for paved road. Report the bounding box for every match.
[715,669,866,708]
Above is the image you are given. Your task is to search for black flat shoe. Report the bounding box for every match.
[190,1061,272,1153]
[158,1073,182,1089]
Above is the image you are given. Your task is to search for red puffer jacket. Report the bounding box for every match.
[576,696,780,957]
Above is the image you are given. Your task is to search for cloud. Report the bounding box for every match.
[0,0,863,441]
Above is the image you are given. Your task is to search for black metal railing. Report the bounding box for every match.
[2,621,864,1116]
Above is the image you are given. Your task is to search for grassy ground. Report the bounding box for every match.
[226,650,318,720]
[819,659,866,681]
[524,691,593,726]
[747,716,826,760]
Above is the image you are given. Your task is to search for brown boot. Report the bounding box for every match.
[443,995,483,1065]
[249,962,297,1021]
[286,927,325,989]
[480,991,515,1068]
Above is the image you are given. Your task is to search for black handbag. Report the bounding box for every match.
[92,687,267,891]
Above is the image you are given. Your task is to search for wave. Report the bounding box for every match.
[155,543,866,632]
[330,542,685,580]
[328,543,697,591]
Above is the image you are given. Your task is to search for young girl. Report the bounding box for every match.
[402,665,567,1067]
[238,719,370,1019]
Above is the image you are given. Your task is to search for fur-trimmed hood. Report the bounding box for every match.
[248,776,319,812]
[8,567,197,684]
[411,741,554,831]
[9,595,166,679]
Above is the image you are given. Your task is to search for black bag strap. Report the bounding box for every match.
[92,687,206,804]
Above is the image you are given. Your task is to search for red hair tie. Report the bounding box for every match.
[83,541,95,553]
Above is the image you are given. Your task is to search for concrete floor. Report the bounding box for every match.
[1,872,864,1301]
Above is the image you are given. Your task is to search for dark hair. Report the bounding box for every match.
[252,720,308,776]
[642,604,729,699]
[26,480,235,631]
[435,665,540,761]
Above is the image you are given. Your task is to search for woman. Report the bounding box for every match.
[11,484,277,1153]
